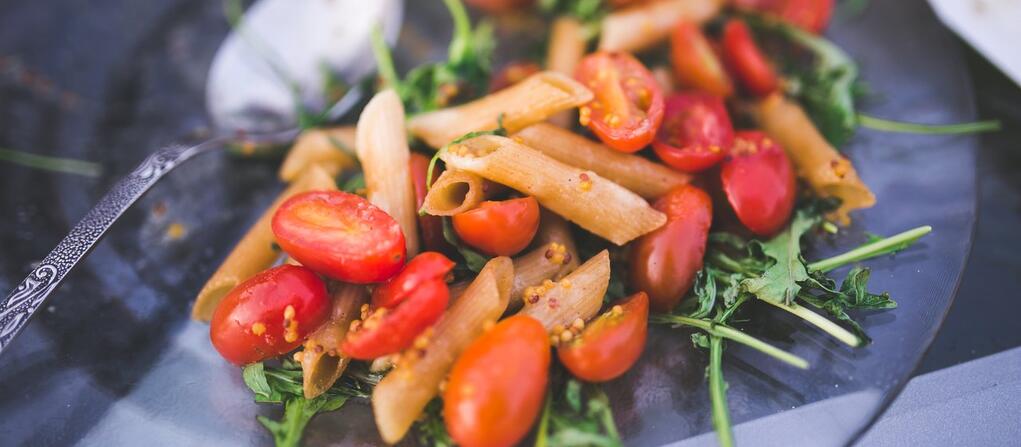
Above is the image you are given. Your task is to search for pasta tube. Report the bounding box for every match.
[545,17,588,127]
[420,170,490,216]
[441,135,666,245]
[300,283,366,399]
[356,90,420,255]
[191,165,338,321]
[749,94,876,224]
[372,257,514,444]
[508,241,576,310]
[408,71,593,148]
[534,210,580,276]
[599,0,724,52]
[518,250,609,331]
[514,123,691,199]
[278,126,357,182]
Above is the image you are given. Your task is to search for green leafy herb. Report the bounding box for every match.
[340,172,366,195]
[0,147,102,177]
[807,225,931,272]
[538,0,607,40]
[741,209,820,306]
[799,266,895,343]
[442,216,492,273]
[857,114,1001,136]
[535,377,621,447]
[415,399,455,447]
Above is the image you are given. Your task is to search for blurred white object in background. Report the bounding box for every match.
[928,0,1021,87]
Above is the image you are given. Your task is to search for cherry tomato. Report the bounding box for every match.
[670,21,734,98]
[575,52,665,152]
[652,92,734,173]
[465,0,534,13]
[410,153,450,253]
[452,197,540,256]
[341,253,454,359]
[489,61,541,92]
[558,292,648,382]
[721,131,796,236]
[210,265,330,365]
[630,185,713,313]
[721,19,779,97]
[272,191,406,284]
[444,315,550,447]
[731,0,834,33]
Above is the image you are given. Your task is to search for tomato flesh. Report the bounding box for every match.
[489,61,541,92]
[721,131,796,236]
[558,292,649,382]
[410,153,450,254]
[670,21,734,98]
[652,92,734,173]
[210,265,330,365]
[372,252,455,308]
[272,191,406,284]
[630,185,713,313]
[444,315,550,447]
[575,52,665,152]
[452,197,540,256]
[721,19,779,97]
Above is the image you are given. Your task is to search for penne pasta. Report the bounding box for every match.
[420,169,490,216]
[598,0,724,52]
[441,135,666,245]
[508,241,576,310]
[749,94,876,224]
[191,165,338,321]
[545,17,588,128]
[278,126,357,182]
[534,210,580,276]
[513,123,691,199]
[518,250,609,331]
[356,90,420,255]
[300,283,367,399]
[372,257,514,444]
[408,71,593,148]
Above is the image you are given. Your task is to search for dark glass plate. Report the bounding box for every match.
[0,0,977,445]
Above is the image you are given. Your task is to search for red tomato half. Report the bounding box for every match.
[341,253,454,360]
[652,92,734,173]
[272,191,406,284]
[575,52,665,152]
[410,153,449,253]
[453,197,540,256]
[721,131,796,236]
[670,21,734,98]
[210,265,330,365]
[630,185,713,313]
[444,315,550,447]
[489,61,541,92]
[731,0,834,33]
[558,292,649,382]
[721,19,779,97]
[465,0,534,13]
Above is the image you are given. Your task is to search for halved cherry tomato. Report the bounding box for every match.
[574,52,665,152]
[721,19,779,97]
[410,153,450,253]
[558,292,649,382]
[272,191,406,284]
[630,185,713,313]
[489,61,541,92]
[341,252,454,359]
[452,197,540,256]
[210,265,330,365]
[444,315,550,447]
[465,0,534,13]
[721,131,796,236]
[652,92,734,173]
[731,0,834,33]
[670,21,734,98]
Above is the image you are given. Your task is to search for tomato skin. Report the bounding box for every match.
[272,191,406,284]
[721,131,796,236]
[630,185,713,313]
[575,52,665,152]
[444,316,550,447]
[410,153,450,253]
[652,92,734,173]
[465,0,534,13]
[670,21,734,98]
[452,197,540,256]
[210,265,330,365]
[558,292,649,382]
[489,61,541,92]
[721,19,779,97]
[731,0,834,33]
[371,252,455,308]
[341,278,449,360]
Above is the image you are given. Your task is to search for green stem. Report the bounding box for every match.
[808,225,932,272]
[858,114,1000,135]
[534,391,552,447]
[708,335,735,447]
[761,300,861,347]
[370,25,401,92]
[652,315,809,369]
[443,0,472,64]
[0,147,101,177]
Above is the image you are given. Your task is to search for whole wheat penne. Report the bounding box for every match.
[191,165,338,321]
[598,0,724,52]
[357,90,420,255]
[278,126,357,182]
[508,241,575,310]
[300,283,366,399]
[420,170,490,216]
[518,250,609,331]
[408,72,593,148]
[534,210,580,277]
[514,123,691,199]
[546,17,588,128]
[441,135,666,245]
[372,257,514,444]
[750,94,876,224]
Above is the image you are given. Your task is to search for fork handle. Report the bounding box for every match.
[0,138,227,354]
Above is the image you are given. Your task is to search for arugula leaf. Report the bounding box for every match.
[536,377,621,447]
[538,0,607,40]
[339,172,366,195]
[442,217,492,273]
[741,209,820,306]
[415,399,455,447]
[799,266,895,343]
[258,394,350,447]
